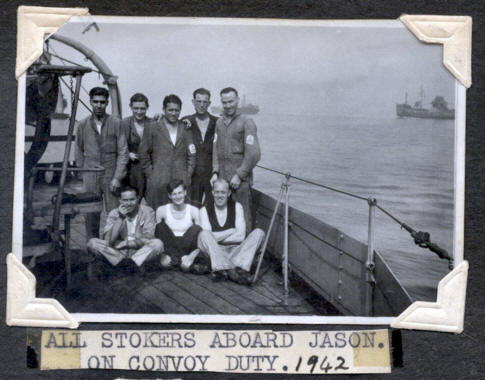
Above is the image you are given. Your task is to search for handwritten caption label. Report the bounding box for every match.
[40,329,391,374]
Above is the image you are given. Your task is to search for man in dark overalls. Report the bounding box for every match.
[181,88,218,207]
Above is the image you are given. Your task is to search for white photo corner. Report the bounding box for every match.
[8,7,470,332]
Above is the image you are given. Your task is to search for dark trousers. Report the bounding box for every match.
[155,221,202,258]
[126,160,146,199]
[190,173,213,208]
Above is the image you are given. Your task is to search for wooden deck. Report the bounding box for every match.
[25,180,333,316]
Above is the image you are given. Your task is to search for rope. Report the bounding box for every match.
[256,164,368,201]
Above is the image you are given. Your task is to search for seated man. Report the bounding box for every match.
[87,186,163,272]
[155,179,203,270]
[193,178,265,285]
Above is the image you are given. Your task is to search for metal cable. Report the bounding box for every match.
[49,51,115,78]
[58,76,93,116]
[256,164,368,201]
[256,164,417,229]
[48,47,91,98]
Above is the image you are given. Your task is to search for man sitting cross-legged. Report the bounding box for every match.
[155,179,204,270]
[184,178,265,285]
[87,186,163,273]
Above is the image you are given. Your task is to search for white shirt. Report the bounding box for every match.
[167,126,177,145]
[94,119,102,134]
[126,214,138,240]
[134,120,144,139]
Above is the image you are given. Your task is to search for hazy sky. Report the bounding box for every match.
[51,18,455,119]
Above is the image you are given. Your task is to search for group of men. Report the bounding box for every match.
[76,86,264,285]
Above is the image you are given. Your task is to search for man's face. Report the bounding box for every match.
[168,185,187,206]
[212,182,230,208]
[221,91,239,117]
[90,95,108,118]
[119,190,138,213]
[192,94,211,116]
[163,102,181,124]
[130,101,148,122]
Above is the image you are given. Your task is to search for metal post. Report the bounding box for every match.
[64,214,72,288]
[252,183,285,283]
[52,73,83,240]
[283,173,291,297]
[365,197,377,316]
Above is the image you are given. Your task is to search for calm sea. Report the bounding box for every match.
[252,113,454,301]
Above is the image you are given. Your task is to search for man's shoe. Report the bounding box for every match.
[228,268,252,286]
[210,270,228,282]
[190,263,211,275]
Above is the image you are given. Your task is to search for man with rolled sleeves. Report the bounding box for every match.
[210,87,261,234]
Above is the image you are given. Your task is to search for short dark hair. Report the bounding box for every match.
[166,179,186,194]
[130,93,149,107]
[163,94,182,108]
[89,87,109,99]
[193,88,211,99]
[220,87,238,97]
[119,185,138,197]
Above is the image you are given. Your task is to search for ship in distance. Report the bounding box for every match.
[396,90,454,120]
[211,94,259,115]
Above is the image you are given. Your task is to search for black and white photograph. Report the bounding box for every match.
[16,16,464,322]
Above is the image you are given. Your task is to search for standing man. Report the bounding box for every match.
[76,87,129,237]
[121,93,151,199]
[210,87,261,234]
[139,94,196,210]
[181,88,218,207]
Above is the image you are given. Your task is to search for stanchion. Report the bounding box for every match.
[283,173,291,299]
[365,197,377,316]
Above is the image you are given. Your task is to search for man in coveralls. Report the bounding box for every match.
[210,87,261,234]
[75,87,129,237]
[181,88,218,207]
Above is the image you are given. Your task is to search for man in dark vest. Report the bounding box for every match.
[181,88,218,207]
[190,178,265,285]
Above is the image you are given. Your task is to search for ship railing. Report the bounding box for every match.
[253,164,453,316]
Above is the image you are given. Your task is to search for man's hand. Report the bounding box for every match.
[110,178,121,193]
[115,240,128,250]
[210,173,218,188]
[129,152,139,161]
[229,174,241,190]
[118,204,130,218]
[126,239,142,250]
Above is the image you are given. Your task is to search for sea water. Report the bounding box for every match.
[252,113,454,301]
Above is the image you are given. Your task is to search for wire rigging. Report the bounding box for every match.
[255,163,453,268]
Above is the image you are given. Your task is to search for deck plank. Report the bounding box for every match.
[136,284,190,314]
[170,274,244,315]
[186,273,272,315]
[149,273,220,314]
